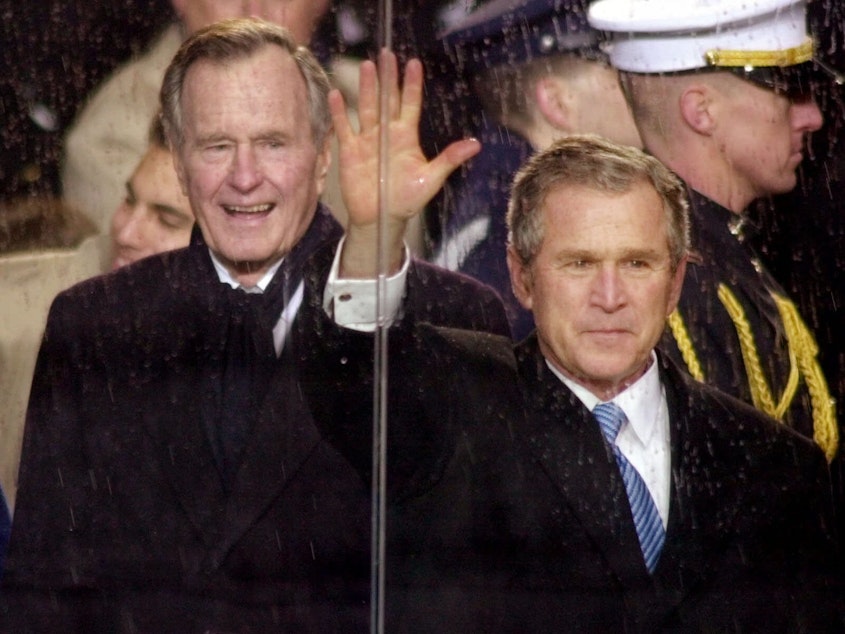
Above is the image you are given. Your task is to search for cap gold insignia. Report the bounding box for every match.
[704,38,813,68]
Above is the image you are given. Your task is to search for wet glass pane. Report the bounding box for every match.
[2,0,845,631]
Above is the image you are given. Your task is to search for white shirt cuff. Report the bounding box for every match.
[322,236,410,331]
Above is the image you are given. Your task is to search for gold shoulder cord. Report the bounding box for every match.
[771,293,838,462]
[667,311,705,382]
[667,285,838,462]
[717,284,794,419]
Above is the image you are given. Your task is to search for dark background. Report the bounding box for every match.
[0,0,175,201]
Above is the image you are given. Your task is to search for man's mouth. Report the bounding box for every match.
[223,203,273,215]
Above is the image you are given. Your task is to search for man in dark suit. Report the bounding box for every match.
[356,134,844,631]
[505,135,843,630]
[0,18,508,632]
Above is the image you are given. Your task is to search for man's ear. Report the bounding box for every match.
[315,134,332,196]
[507,246,534,311]
[534,76,574,132]
[679,84,716,135]
[666,255,688,315]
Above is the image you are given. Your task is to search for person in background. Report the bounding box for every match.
[589,0,838,461]
[110,112,193,270]
[431,0,642,339]
[0,195,99,520]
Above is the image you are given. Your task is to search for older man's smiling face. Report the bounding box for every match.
[173,45,329,286]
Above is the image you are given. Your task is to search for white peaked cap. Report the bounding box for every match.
[587,0,812,73]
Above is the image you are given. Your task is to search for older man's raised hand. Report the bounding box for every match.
[329,49,480,277]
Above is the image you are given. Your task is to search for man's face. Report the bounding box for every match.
[716,74,822,200]
[111,145,194,270]
[509,181,686,398]
[173,45,330,285]
[173,0,331,43]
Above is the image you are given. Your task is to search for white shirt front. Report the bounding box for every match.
[548,355,672,528]
[209,238,408,355]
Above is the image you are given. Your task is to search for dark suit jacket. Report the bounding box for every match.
[298,320,528,633]
[491,334,843,633]
[0,208,510,633]
[304,316,845,633]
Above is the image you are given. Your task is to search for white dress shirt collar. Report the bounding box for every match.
[548,352,661,435]
[208,249,299,357]
[547,352,671,526]
[209,250,284,293]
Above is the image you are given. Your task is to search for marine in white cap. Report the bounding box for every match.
[588,0,838,460]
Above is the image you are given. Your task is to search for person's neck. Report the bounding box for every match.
[230,261,278,288]
[210,250,284,290]
[683,178,752,215]
[646,138,752,214]
[546,354,654,403]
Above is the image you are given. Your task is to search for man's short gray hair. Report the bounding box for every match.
[507,133,690,271]
[160,17,332,150]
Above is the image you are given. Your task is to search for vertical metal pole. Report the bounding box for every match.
[371,2,393,634]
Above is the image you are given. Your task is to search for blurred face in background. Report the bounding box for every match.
[565,60,642,149]
[111,145,194,270]
[171,0,332,43]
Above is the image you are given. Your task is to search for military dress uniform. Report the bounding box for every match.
[431,0,604,341]
[661,189,837,461]
[589,0,841,462]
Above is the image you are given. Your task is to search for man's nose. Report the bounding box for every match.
[229,146,262,192]
[592,265,626,311]
[792,96,823,134]
[113,205,146,248]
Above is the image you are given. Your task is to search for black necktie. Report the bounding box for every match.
[218,287,275,485]
[212,205,343,487]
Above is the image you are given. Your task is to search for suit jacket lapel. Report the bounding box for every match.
[516,337,651,586]
[143,218,342,563]
[649,355,745,615]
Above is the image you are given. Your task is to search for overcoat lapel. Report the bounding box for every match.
[645,356,746,622]
[209,342,323,564]
[142,241,233,549]
[151,369,230,549]
[515,336,651,586]
[150,211,342,559]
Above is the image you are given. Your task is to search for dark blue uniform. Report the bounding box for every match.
[433,118,535,340]
[660,189,837,461]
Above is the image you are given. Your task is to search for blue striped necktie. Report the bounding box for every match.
[593,402,665,573]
